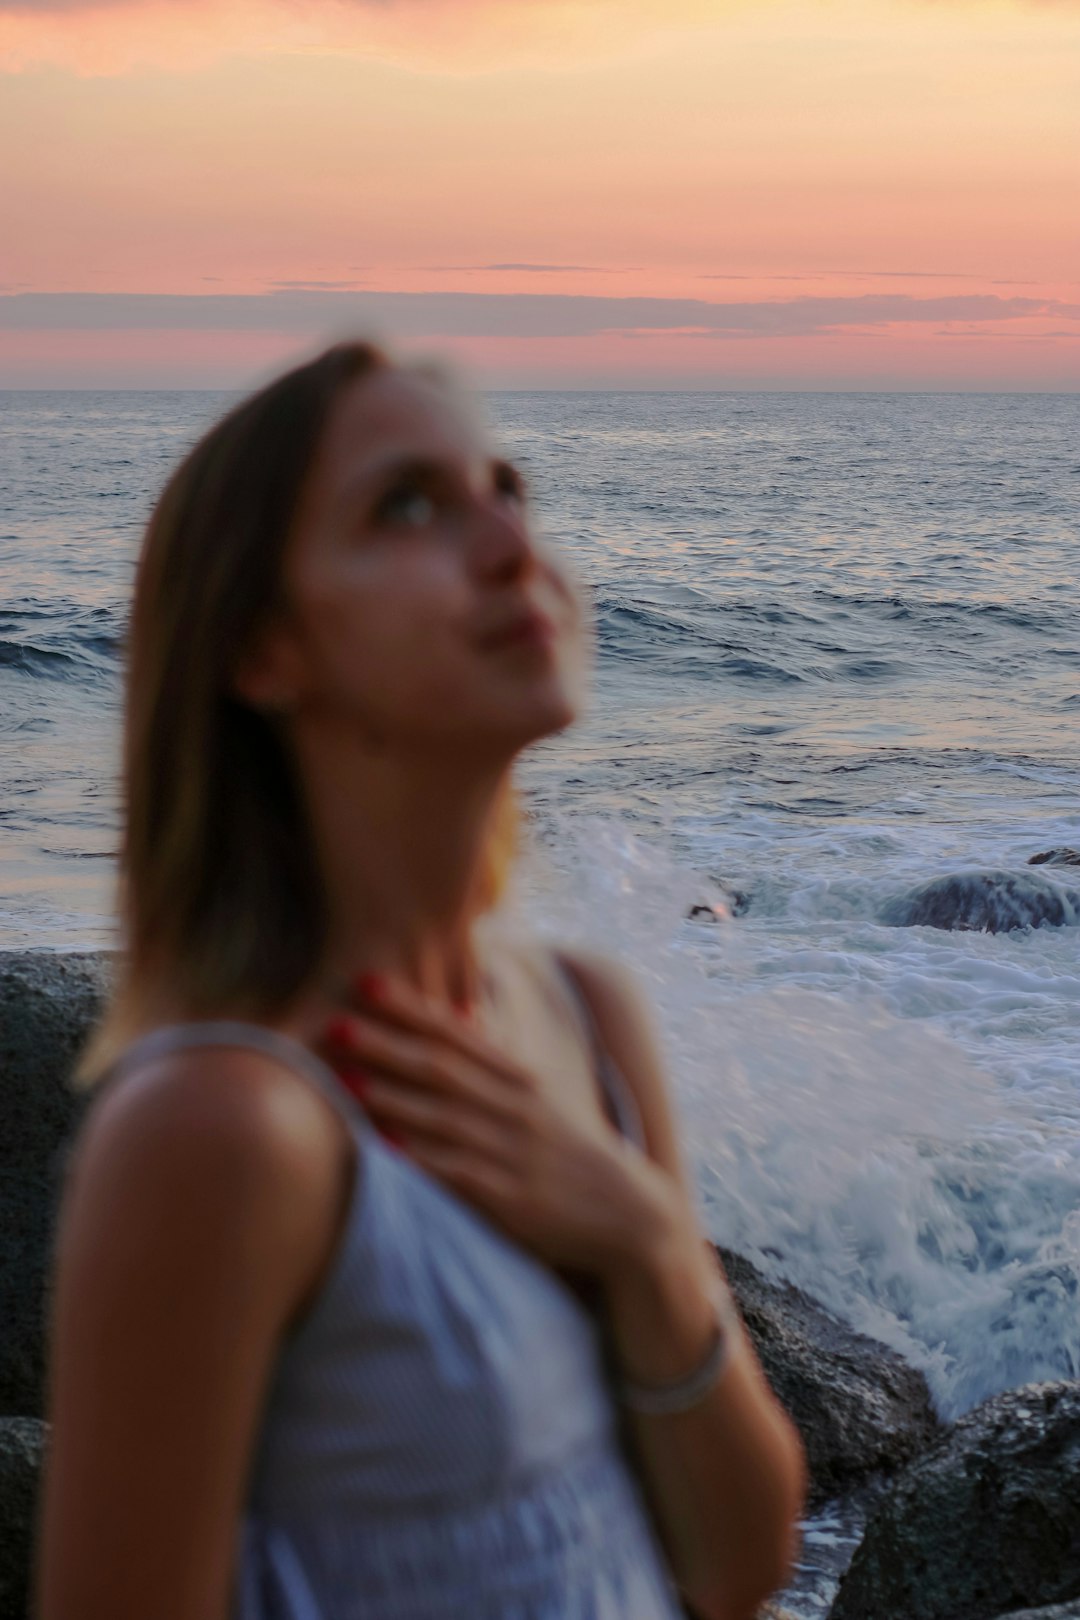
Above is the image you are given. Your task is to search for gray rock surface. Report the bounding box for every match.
[0,951,112,1416]
[993,1607,1080,1620]
[829,1381,1080,1620]
[1027,848,1080,868]
[880,870,1080,933]
[718,1248,941,1508]
[0,1417,46,1619]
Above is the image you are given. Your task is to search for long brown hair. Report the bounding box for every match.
[79,341,518,1084]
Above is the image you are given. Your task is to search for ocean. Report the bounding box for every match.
[2,388,1079,1610]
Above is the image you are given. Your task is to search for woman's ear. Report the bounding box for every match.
[231,612,306,714]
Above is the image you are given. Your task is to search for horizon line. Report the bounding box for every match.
[2,385,1078,397]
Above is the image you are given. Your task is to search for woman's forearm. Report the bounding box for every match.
[602,1218,806,1620]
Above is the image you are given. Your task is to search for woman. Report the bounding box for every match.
[36,341,805,1620]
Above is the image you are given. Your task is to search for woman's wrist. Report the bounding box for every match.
[599,1171,735,1390]
[618,1273,741,1414]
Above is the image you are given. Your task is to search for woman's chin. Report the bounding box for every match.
[522,687,582,746]
[489,682,581,752]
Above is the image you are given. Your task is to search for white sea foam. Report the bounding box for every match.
[520,815,1080,1421]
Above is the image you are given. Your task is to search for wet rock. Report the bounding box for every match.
[0,951,112,1416]
[829,1381,1080,1620]
[1028,848,1080,869]
[0,1417,46,1618]
[717,1248,941,1508]
[992,1607,1080,1620]
[880,870,1080,933]
[688,879,751,921]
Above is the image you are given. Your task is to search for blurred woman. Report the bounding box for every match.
[37,341,804,1620]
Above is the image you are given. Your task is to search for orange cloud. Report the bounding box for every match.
[3,0,1077,386]
[3,0,1075,81]
[0,0,732,76]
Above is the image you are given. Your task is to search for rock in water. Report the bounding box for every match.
[0,1417,46,1617]
[718,1249,941,1507]
[687,877,751,921]
[993,1608,1080,1620]
[1028,848,1080,868]
[880,870,1080,933]
[0,951,112,1417]
[829,1382,1080,1620]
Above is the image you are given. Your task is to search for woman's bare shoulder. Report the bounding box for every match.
[40,1043,357,1620]
[79,1040,348,1192]
[64,1041,354,1329]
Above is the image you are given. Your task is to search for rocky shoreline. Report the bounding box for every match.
[2,949,1078,1620]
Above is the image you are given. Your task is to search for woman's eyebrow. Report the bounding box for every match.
[337,452,525,511]
[337,453,444,511]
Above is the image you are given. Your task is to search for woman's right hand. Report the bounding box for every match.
[319,971,697,1284]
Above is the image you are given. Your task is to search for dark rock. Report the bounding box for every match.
[715,881,751,918]
[1028,848,1080,869]
[717,1248,941,1508]
[880,870,1080,933]
[993,1607,1080,1620]
[0,1417,47,1618]
[829,1381,1080,1620]
[688,880,751,922]
[0,951,112,1417]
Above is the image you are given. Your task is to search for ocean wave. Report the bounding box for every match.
[524,816,1080,1422]
[809,589,1069,635]
[0,638,84,678]
[595,595,806,682]
[0,631,120,681]
[0,600,123,682]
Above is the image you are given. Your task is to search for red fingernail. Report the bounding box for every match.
[380,1124,407,1150]
[354,972,385,1001]
[333,1062,369,1099]
[325,1016,355,1046]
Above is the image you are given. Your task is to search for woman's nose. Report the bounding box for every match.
[468,494,535,583]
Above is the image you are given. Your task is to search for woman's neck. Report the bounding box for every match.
[294,734,511,1011]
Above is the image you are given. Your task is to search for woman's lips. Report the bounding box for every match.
[476,608,557,651]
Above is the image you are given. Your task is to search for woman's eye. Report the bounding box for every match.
[378,487,436,528]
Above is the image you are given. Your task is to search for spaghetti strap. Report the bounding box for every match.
[553,953,649,1152]
[104,1019,373,1138]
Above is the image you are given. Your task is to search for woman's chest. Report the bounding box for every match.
[257,1141,618,1510]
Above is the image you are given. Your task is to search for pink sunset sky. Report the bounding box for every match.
[1,0,1078,389]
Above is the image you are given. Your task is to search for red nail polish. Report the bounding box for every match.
[354,972,385,1001]
[333,1062,369,1100]
[325,1016,355,1047]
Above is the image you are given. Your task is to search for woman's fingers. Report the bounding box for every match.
[403,1140,516,1212]
[338,973,533,1091]
[321,1012,529,1123]
[362,1077,519,1163]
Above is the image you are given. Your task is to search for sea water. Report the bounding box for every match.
[2,389,1078,1610]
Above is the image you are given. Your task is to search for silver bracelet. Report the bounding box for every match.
[618,1277,740,1417]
